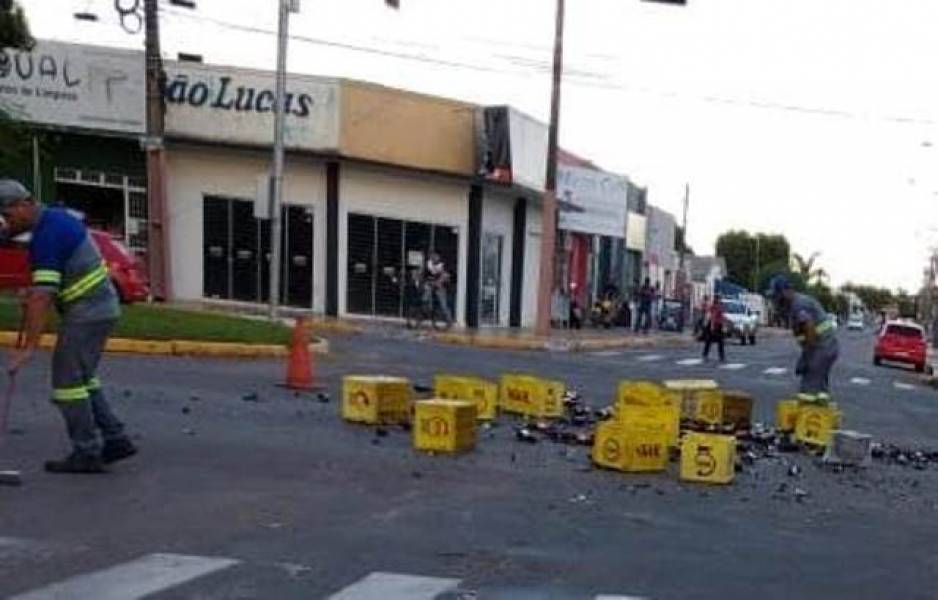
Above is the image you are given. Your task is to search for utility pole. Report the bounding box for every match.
[535,0,565,336]
[268,0,292,319]
[144,0,171,300]
[676,183,690,322]
[753,234,761,292]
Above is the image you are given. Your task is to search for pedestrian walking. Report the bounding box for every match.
[702,293,726,362]
[770,274,839,402]
[0,180,137,473]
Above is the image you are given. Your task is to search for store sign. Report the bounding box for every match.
[0,40,145,134]
[626,212,647,252]
[507,108,547,192]
[164,63,339,151]
[557,165,628,238]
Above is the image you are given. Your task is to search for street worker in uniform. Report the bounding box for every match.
[770,274,839,403]
[0,180,137,473]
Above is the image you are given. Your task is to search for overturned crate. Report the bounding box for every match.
[663,379,723,427]
[776,398,801,433]
[342,375,412,425]
[795,403,842,447]
[616,403,680,448]
[592,420,669,473]
[413,399,477,453]
[823,430,873,466]
[680,432,737,485]
[722,390,754,430]
[433,375,498,420]
[499,374,565,418]
[617,380,672,408]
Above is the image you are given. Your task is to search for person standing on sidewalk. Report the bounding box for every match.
[0,180,137,474]
[702,293,726,362]
[634,277,654,334]
[424,252,453,326]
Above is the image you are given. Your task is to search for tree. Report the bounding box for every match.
[841,283,895,313]
[716,230,790,291]
[0,1,35,177]
[791,252,828,286]
[0,0,32,50]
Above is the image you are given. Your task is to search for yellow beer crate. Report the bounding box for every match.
[592,420,669,473]
[616,380,671,408]
[499,374,565,418]
[413,399,477,453]
[795,404,842,447]
[433,375,498,420]
[680,432,736,485]
[342,375,412,425]
[776,399,800,432]
[617,403,680,447]
[663,379,723,426]
[722,390,754,429]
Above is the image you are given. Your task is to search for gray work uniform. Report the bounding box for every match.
[788,293,839,401]
[29,207,125,457]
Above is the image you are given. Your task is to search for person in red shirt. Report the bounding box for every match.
[702,293,726,362]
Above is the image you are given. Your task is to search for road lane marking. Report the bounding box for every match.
[9,553,239,600]
[719,363,747,370]
[327,572,460,599]
[591,350,623,357]
[850,377,871,386]
[677,358,703,366]
[893,382,916,391]
[596,596,650,600]
[763,367,787,375]
[636,354,664,362]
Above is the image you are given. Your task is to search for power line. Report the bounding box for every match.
[76,2,938,128]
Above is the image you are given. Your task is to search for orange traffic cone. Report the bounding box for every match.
[283,317,319,391]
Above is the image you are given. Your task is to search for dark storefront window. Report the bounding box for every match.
[202,196,314,308]
[346,213,459,318]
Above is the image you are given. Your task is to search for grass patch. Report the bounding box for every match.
[0,297,291,345]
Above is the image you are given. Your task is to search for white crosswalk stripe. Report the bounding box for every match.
[636,354,664,362]
[9,553,239,600]
[851,377,871,386]
[719,363,747,370]
[596,595,649,600]
[893,382,916,391]
[326,572,460,599]
[763,367,787,375]
[591,350,623,357]
[677,358,703,366]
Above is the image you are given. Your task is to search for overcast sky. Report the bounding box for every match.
[21,0,938,291]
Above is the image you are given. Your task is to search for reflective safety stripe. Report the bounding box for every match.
[32,269,62,285]
[86,377,102,391]
[797,393,818,402]
[52,385,89,402]
[815,320,834,335]
[59,264,108,303]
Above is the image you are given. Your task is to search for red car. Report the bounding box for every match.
[0,230,149,303]
[874,320,928,372]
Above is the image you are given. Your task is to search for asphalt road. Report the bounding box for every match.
[1,326,937,599]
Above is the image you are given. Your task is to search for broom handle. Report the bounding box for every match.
[1,301,26,435]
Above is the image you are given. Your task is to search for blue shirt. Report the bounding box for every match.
[29,208,120,323]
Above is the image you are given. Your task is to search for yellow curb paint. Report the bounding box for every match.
[0,330,328,358]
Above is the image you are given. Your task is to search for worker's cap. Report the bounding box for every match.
[769,274,792,298]
[0,180,31,210]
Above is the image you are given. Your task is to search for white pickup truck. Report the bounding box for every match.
[721,298,759,345]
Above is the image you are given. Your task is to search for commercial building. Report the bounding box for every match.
[3,40,647,330]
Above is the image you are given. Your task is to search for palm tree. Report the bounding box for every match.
[792,252,828,286]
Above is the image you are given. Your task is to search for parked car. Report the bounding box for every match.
[721,298,758,345]
[874,320,927,372]
[0,230,149,303]
[847,314,865,331]
[658,298,685,332]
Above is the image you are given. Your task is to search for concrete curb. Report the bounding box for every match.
[0,331,329,358]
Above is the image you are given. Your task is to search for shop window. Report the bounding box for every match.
[346,212,459,319]
[202,195,313,308]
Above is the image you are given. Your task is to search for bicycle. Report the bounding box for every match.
[405,280,453,331]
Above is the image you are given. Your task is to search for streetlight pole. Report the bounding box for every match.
[268,0,292,319]
[535,0,565,336]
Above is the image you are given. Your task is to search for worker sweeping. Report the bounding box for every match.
[770,274,839,403]
[0,180,137,474]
